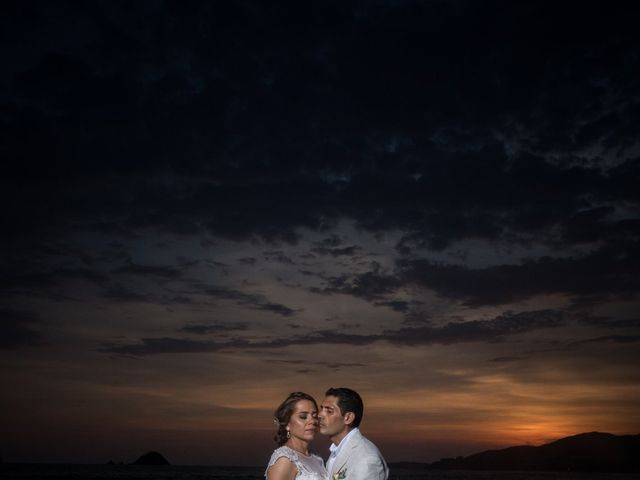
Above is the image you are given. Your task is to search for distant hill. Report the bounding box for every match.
[429,432,640,472]
[131,451,170,465]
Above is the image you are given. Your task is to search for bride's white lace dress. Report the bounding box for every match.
[265,446,328,479]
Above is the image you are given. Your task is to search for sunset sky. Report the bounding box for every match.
[2,0,640,467]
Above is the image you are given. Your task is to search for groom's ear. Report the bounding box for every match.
[344,411,355,426]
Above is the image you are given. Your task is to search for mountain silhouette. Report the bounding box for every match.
[429,432,640,472]
[131,451,170,465]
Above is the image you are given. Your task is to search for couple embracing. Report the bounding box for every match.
[265,388,388,480]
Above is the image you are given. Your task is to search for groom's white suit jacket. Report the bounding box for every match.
[329,429,388,480]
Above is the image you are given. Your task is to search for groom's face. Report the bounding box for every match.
[318,395,348,440]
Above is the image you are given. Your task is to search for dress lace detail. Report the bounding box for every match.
[265,446,327,479]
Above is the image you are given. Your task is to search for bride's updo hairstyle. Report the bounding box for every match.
[273,391,318,446]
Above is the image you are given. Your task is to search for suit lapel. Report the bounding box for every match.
[331,430,361,476]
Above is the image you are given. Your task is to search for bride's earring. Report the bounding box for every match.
[286,429,291,439]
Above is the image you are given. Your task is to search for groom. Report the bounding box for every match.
[318,387,388,480]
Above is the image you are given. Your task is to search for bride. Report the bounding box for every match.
[265,392,328,480]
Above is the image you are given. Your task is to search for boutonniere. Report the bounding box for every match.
[333,468,347,480]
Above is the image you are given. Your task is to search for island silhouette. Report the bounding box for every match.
[120,432,639,472]
[391,432,640,473]
[130,451,170,466]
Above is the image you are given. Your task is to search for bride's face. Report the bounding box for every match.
[287,399,319,442]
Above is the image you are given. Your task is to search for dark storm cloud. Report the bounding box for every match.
[3,0,639,256]
[94,276,296,314]
[489,356,525,363]
[311,245,363,257]
[373,300,412,312]
[308,310,562,347]
[265,309,564,348]
[162,294,193,305]
[266,330,378,348]
[102,283,149,303]
[258,303,297,317]
[323,361,366,369]
[263,250,296,265]
[604,318,640,329]
[100,330,373,356]
[179,323,249,335]
[397,241,640,306]
[114,262,183,278]
[0,262,108,302]
[313,262,402,300]
[0,265,107,292]
[2,0,640,371]
[0,308,44,348]
[100,309,564,355]
[577,315,640,329]
[316,235,343,248]
[237,257,257,265]
[267,359,366,371]
[192,284,296,316]
[99,337,249,356]
[380,309,565,346]
[572,335,640,346]
[309,234,639,307]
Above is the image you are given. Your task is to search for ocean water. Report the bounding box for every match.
[0,464,261,479]
[1,464,637,480]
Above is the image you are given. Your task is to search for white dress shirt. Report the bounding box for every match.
[326,427,359,474]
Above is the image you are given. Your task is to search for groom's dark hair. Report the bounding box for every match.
[326,387,363,428]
